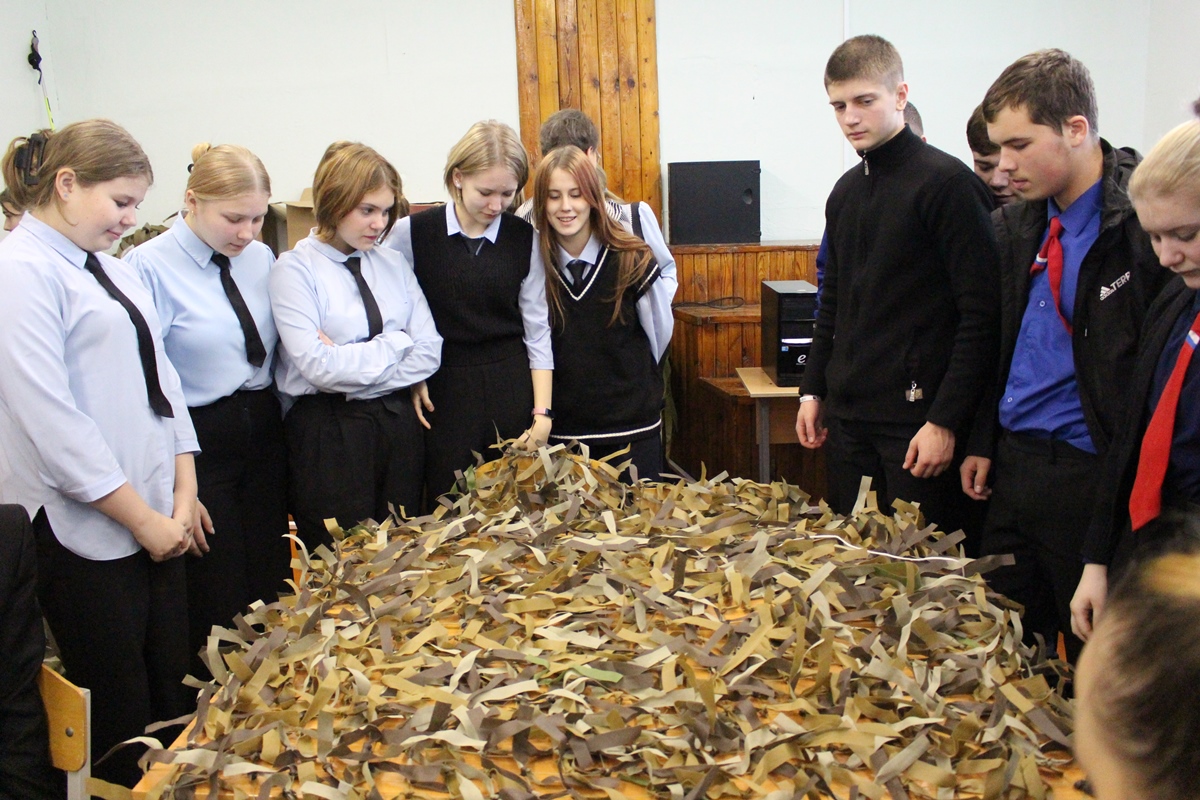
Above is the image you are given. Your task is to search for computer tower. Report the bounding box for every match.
[761,279,818,387]
[667,160,760,244]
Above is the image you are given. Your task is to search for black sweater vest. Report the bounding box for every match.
[551,248,663,443]
[409,206,534,365]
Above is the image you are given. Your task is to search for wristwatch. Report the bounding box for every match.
[532,407,555,419]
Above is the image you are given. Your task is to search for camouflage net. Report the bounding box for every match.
[135,444,1074,799]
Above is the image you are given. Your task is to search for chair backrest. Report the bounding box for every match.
[38,664,90,800]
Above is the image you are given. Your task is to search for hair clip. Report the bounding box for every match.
[17,131,47,186]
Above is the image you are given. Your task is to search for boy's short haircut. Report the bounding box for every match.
[982,48,1098,134]
[824,35,903,90]
[966,104,999,155]
[904,103,924,138]
[539,109,600,156]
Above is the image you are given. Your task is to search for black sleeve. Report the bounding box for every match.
[0,504,63,799]
[799,199,839,399]
[1082,282,1188,565]
[923,170,1002,433]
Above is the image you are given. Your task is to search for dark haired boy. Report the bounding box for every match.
[962,49,1166,662]
[516,109,624,223]
[796,35,999,538]
[966,104,1014,208]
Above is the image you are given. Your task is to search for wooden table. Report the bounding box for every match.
[737,366,799,483]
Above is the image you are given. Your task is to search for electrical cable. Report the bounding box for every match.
[28,31,55,130]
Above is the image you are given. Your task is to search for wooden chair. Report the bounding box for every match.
[38,664,90,800]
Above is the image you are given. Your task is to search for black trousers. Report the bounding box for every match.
[572,430,664,484]
[187,389,290,678]
[286,391,424,550]
[423,350,533,501]
[825,416,969,537]
[0,506,62,800]
[33,510,189,789]
[979,431,1099,664]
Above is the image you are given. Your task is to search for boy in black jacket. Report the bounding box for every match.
[796,35,1000,540]
[962,50,1165,663]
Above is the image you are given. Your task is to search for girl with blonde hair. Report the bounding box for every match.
[126,143,289,675]
[383,120,552,500]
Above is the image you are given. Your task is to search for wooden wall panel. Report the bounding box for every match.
[577,0,602,134]
[514,0,661,220]
[556,1,580,110]
[634,0,661,216]
[514,2,541,165]
[669,242,824,484]
[670,242,819,305]
[534,1,560,134]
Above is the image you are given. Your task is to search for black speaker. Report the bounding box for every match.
[667,160,760,245]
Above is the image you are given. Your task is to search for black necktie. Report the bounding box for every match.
[459,234,485,257]
[566,259,588,291]
[344,256,383,340]
[210,253,267,368]
[83,253,174,418]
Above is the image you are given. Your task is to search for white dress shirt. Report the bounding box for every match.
[382,203,553,370]
[270,235,442,406]
[0,214,198,560]
[126,215,277,407]
[554,202,677,360]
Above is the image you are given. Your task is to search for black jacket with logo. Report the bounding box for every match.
[966,140,1168,460]
[1082,277,1194,566]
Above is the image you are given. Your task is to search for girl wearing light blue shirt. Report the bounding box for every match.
[127,143,290,679]
[271,142,441,547]
[0,120,199,787]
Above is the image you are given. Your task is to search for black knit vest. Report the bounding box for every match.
[409,206,534,366]
[550,246,663,443]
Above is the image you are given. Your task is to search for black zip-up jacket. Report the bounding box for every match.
[966,140,1168,460]
[801,125,1000,433]
[1082,277,1194,565]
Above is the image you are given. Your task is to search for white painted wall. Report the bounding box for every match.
[659,0,1198,240]
[0,0,521,233]
[2,1,1197,244]
[0,3,53,139]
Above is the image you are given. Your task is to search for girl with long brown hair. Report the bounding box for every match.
[532,145,676,480]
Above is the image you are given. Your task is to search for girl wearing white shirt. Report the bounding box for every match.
[271,143,441,547]
[0,120,199,787]
[126,144,289,677]
[383,120,553,501]
[533,146,676,481]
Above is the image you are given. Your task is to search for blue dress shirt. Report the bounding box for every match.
[126,215,278,407]
[383,203,553,370]
[1149,290,1200,506]
[0,214,198,560]
[270,235,442,407]
[999,179,1104,452]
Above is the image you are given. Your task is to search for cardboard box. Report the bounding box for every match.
[283,188,316,253]
[260,194,443,257]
